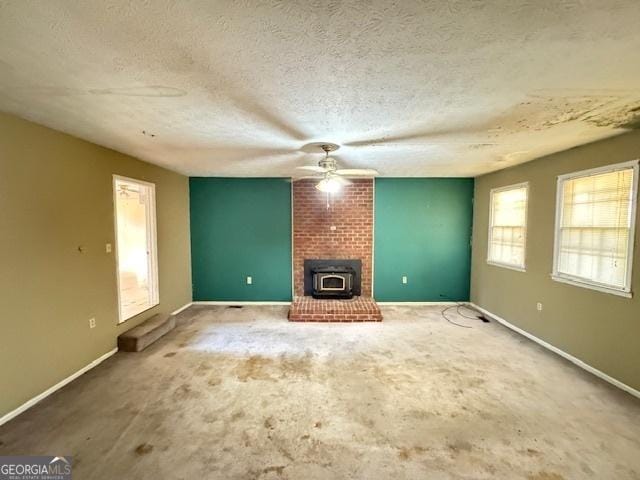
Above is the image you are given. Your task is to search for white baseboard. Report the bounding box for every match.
[192,301,292,306]
[470,303,640,400]
[376,301,458,306]
[0,347,118,427]
[171,302,193,315]
[194,301,457,307]
[193,301,459,307]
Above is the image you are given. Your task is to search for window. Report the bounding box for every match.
[487,183,529,271]
[113,176,159,322]
[552,160,638,297]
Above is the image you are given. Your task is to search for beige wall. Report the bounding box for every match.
[471,130,640,392]
[0,112,192,417]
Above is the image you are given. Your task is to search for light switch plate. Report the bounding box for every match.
[105,243,112,253]
[402,276,408,284]
[247,276,252,285]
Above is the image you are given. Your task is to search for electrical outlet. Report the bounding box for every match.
[246,276,252,285]
[89,317,96,329]
[536,302,543,312]
[402,275,408,284]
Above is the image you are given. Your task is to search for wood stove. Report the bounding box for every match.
[303,259,361,299]
[312,266,355,299]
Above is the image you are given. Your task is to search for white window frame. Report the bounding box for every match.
[551,159,639,298]
[487,182,529,272]
[113,175,160,323]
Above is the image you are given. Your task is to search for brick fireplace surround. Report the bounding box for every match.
[288,179,382,322]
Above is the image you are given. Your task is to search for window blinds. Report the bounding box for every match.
[556,167,635,290]
[488,185,528,269]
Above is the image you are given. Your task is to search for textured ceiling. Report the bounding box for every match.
[1,0,640,177]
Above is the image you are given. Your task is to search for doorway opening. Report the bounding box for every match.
[113,176,159,322]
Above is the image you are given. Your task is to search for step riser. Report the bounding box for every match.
[118,315,176,352]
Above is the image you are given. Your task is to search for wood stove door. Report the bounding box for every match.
[319,274,346,292]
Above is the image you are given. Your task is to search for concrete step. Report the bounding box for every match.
[117,313,176,352]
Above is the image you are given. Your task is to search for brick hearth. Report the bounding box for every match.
[288,296,382,322]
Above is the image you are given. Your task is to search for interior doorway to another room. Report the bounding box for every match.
[113,176,159,322]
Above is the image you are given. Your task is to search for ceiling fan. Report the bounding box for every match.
[294,144,379,193]
[117,184,139,197]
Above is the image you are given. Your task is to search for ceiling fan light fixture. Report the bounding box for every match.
[315,177,342,193]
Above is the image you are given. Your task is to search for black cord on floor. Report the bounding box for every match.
[440,304,473,328]
[438,295,490,328]
[456,303,484,320]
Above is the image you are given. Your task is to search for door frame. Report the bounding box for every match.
[112,174,160,323]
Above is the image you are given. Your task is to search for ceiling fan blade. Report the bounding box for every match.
[288,175,322,182]
[334,175,353,185]
[344,133,458,147]
[343,117,503,147]
[334,168,379,176]
[166,144,300,166]
[215,150,299,167]
[229,93,308,142]
[188,150,304,177]
[296,165,328,173]
[205,67,308,142]
[221,146,296,159]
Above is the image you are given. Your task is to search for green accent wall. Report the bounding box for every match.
[374,178,474,301]
[190,178,292,301]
